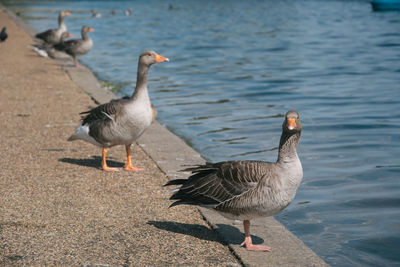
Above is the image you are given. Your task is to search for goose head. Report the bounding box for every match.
[60,31,72,41]
[283,110,302,133]
[139,50,169,67]
[81,26,94,34]
[60,10,71,18]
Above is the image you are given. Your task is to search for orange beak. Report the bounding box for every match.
[155,53,169,63]
[65,11,71,16]
[88,27,94,32]
[288,118,296,130]
[67,33,73,38]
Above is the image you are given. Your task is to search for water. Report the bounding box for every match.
[5,0,400,266]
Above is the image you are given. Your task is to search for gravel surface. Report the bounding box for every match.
[0,8,240,266]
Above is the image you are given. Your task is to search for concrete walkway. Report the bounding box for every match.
[0,6,328,267]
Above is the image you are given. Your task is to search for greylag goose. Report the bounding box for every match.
[55,25,94,68]
[0,27,7,42]
[35,11,70,44]
[165,110,303,251]
[68,51,169,172]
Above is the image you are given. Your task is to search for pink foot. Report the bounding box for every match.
[73,58,84,68]
[240,237,271,252]
[102,166,120,172]
[124,165,144,172]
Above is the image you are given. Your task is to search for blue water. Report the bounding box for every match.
[5,0,400,266]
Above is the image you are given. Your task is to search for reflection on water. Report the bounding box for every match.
[6,0,400,266]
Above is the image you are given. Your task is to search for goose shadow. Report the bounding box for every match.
[147,220,264,246]
[59,156,124,170]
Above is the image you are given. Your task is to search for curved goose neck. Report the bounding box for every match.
[81,29,89,40]
[131,61,150,100]
[277,131,301,164]
[58,15,66,31]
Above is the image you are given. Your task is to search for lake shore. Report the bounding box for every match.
[0,5,327,266]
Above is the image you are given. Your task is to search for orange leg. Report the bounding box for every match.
[101,148,119,172]
[124,145,144,172]
[240,220,271,252]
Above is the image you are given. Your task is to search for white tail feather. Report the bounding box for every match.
[68,124,102,147]
[30,45,49,58]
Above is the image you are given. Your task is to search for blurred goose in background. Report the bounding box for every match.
[0,27,7,42]
[166,110,303,252]
[35,11,70,44]
[91,10,102,18]
[54,25,94,68]
[124,8,133,16]
[68,51,169,171]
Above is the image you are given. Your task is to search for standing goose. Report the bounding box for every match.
[35,11,70,44]
[165,110,303,251]
[55,25,94,68]
[68,51,169,171]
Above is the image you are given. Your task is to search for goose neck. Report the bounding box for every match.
[131,62,150,100]
[81,30,89,40]
[58,16,66,31]
[277,131,301,164]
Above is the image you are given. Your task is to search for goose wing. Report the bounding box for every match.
[35,29,59,43]
[80,98,127,125]
[53,41,67,51]
[58,39,82,54]
[166,161,272,208]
